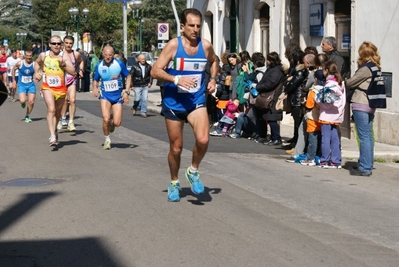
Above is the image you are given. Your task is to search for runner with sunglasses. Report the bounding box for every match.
[34,35,76,147]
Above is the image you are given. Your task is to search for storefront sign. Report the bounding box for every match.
[310,3,324,36]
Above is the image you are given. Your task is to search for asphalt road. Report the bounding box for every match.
[1,93,399,266]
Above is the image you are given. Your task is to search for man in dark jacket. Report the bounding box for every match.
[130,53,153,118]
[321,36,348,78]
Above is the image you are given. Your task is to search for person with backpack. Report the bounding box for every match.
[346,41,385,176]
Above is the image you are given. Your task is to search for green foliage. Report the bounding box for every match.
[374,157,387,163]
[56,0,123,50]
[129,0,186,52]
[1,0,186,53]
[31,0,65,43]
[0,0,39,48]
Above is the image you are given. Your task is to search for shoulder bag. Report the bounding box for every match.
[254,82,284,110]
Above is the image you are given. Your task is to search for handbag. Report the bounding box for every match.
[248,87,258,105]
[255,91,276,109]
[275,92,288,111]
[254,82,283,110]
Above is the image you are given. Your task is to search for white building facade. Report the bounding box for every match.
[187,0,399,145]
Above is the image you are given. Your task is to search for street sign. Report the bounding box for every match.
[158,23,169,41]
[158,43,166,49]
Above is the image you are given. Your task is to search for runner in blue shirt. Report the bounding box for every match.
[12,50,37,123]
[92,45,132,150]
[151,8,219,202]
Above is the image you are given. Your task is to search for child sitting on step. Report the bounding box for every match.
[210,98,240,137]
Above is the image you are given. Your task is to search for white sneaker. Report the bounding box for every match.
[210,130,222,136]
[300,159,316,166]
[57,121,63,130]
[103,140,111,150]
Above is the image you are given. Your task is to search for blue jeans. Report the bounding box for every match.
[133,86,148,114]
[320,124,341,164]
[235,112,256,136]
[352,110,374,174]
[307,131,321,160]
[268,121,281,141]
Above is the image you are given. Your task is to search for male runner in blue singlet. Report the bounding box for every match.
[151,8,219,202]
[12,50,37,122]
[92,45,132,150]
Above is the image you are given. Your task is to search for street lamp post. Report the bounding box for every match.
[16,32,27,51]
[68,7,89,49]
[129,0,143,52]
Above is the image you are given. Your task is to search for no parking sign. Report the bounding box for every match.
[158,23,169,41]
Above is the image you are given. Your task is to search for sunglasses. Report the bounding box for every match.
[51,42,62,46]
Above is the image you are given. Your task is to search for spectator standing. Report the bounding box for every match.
[83,51,91,92]
[300,84,322,166]
[321,36,348,77]
[284,43,303,76]
[346,41,382,176]
[316,61,346,169]
[254,52,286,145]
[130,53,153,118]
[283,50,307,148]
[89,50,99,75]
[224,53,241,99]
[89,50,99,93]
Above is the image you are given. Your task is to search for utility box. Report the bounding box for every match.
[382,72,393,98]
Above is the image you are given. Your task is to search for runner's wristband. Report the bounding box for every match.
[174,75,181,85]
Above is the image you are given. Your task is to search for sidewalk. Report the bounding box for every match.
[144,85,399,165]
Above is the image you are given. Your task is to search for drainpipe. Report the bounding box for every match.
[280,0,285,59]
[171,0,181,35]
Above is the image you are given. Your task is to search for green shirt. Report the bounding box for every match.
[90,55,99,73]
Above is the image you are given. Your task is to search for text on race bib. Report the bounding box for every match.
[177,74,202,94]
[47,76,61,87]
[21,76,32,83]
[103,80,119,92]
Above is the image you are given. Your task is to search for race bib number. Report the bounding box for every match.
[21,76,32,83]
[177,74,201,93]
[0,63,6,68]
[103,80,119,92]
[47,76,61,87]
